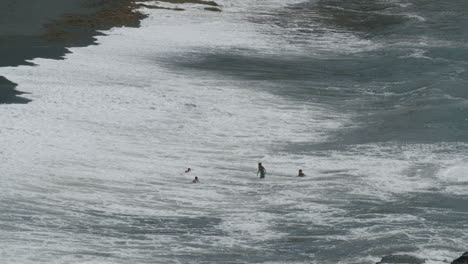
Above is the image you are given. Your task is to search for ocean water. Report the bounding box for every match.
[0,0,105,104]
[0,0,97,68]
[0,0,467,263]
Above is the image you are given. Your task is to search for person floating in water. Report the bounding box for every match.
[185,168,191,173]
[297,169,305,177]
[192,176,200,183]
[257,163,266,178]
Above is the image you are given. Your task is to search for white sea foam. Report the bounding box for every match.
[0,4,347,262]
[400,49,433,60]
[0,1,467,264]
[404,13,426,22]
[438,164,468,183]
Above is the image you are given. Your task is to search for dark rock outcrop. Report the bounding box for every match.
[136,3,184,11]
[0,76,31,104]
[154,0,218,6]
[452,252,468,264]
[42,0,220,43]
[204,7,222,11]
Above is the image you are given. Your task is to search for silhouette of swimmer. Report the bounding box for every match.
[192,176,200,183]
[185,168,191,173]
[257,163,266,178]
[297,169,305,177]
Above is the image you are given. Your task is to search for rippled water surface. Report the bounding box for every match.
[1,0,467,263]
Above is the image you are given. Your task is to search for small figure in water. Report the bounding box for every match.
[257,163,266,178]
[297,169,306,177]
[185,168,191,173]
[192,176,200,183]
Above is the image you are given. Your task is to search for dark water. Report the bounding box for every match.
[0,0,137,103]
[0,0,467,263]
[151,3,468,260]
[305,0,468,145]
[168,0,468,145]
[3,0,467,141]
[0,0,85,103]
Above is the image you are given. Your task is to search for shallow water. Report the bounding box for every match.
[0,0,467,263]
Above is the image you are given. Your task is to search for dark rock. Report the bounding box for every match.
[452,252,468,264]
[148,0,219,6]
[136,3,184,11]
[0,76,31,104]
[41,1,148,43]
[376,255,425,264]
[204,7,222,12]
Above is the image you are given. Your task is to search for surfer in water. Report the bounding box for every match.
[185,168,191,173]
[297,169,305,177]
[257,163,266,178]
[192,176,199,183]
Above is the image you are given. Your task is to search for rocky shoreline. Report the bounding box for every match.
[376,252,468,264]
[42,0,221,42]
[451,252,468,264]
[1,0,221,104]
